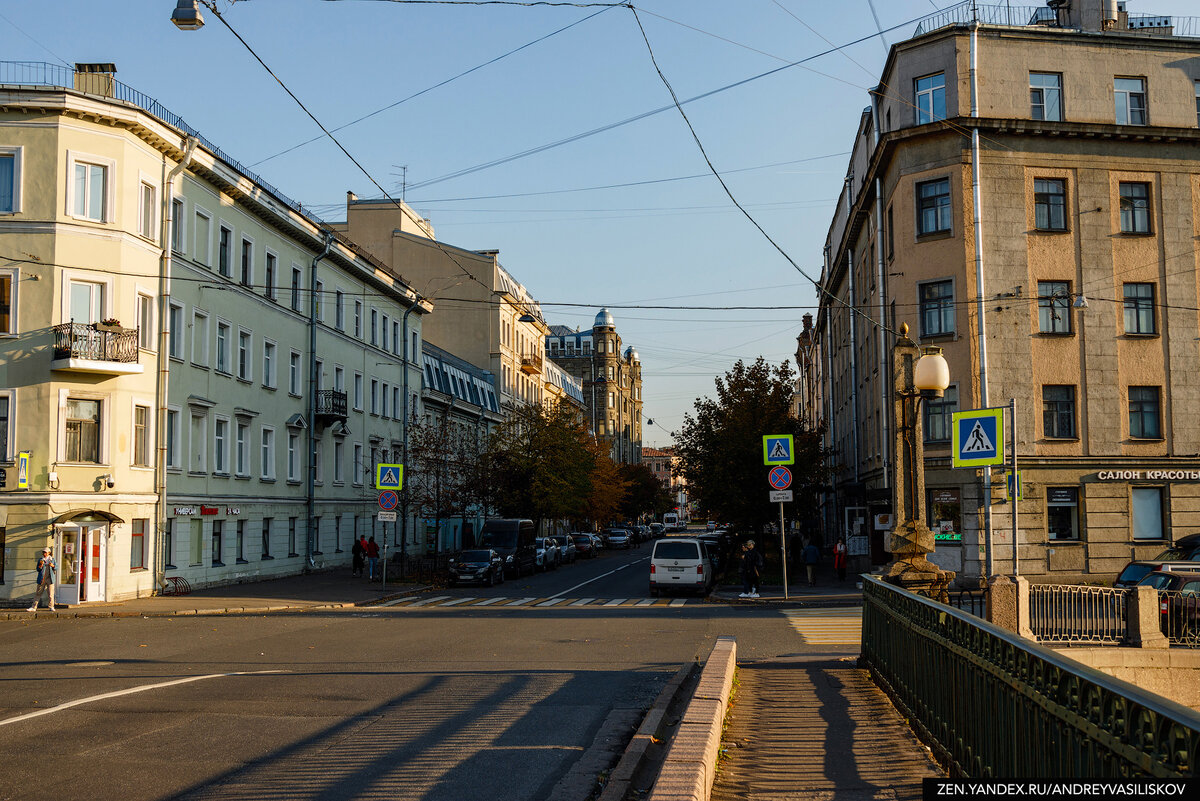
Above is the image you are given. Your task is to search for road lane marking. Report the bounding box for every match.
[0,670,286,727]
[670,599,687,607]
[569,598,595,606]
[635,599,656,607]
[406,595,452,608]
[536,598,568,607]
[471,597,508,606]
[437,597,475,606]
[504,597,537,606]
[547,557,649,599]
[602,598,627,607]
[783,608,863,645]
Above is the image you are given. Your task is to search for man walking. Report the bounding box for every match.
[27,547,57,612]
[739,540,763,599]
[366,536,380,580]
[802,539,820,587]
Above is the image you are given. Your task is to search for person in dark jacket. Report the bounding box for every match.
[803,539,821,586]
[27,547,57,612]
[366,536,380,580]
[351,536,365,577]
[739,540,764,599]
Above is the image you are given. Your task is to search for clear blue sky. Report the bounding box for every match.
[4,0,1195,444]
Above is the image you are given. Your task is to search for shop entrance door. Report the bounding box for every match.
[82,527,106,602]
[55,526,107,604]
[55,528,80,605]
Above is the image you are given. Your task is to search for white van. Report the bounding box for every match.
[649,538,711,597]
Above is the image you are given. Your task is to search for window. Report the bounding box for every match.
[263,341,277,388]
[137,293,154,350]
[1033,178,1066,231]
[608,391,615,409]
[65,398,101,463]
[334,439,344,483]
[191,310,209,366]
[213,417,229,474]
[138,181,156,239]
[1123,283,1156,334]
[133,404,151,466]
[218,225,232,277]
[381,382,390,417]
[1129,386,1161,439]
[1119,182,1151,234]
[237,330,252,380]
[1132,487,1164,540]
[131,518,147,570]
[212,520,224,566]
[1030,72,1062,121]
[1115,77,1146,125]
[171,197,184,252]
[929,488,962,542]
[1042,385,1076,439]
[69,280,104,324]
[216,321,231,373]
[353,443,363,486]
[236,520,246,563]
[335,290,345,330]
[240,239,253,286]
[264,253,277,300]
[393,321,400,354]
[289,518,299,557]
[354,301,363,338]
[261,518,273,559]
[915,73,945,124]
[0,147,21,213]
[189,519,203,566]
[371,379,379,414]
[190,412,207,472]
[1047,488,1079,540]
[194,210,211,266]
[0,392,11,461]
[163,519,174,569]
[165,408,181,469]
[72,159,108,221]
[353,373,363,410]
[314,280,324,320]
[287,267,300,312]
[370,309,378,346]
[287,431,300,481]
[919,280,955,337]
[0,269,16,335]
[1038,281,1071,334]
[314,441,324,485]
[260,427,275,479]
[235,421,249,477]
[381,313,389,351]
[916,178,951,235]
[923,386,957,443]
[289,351,301,395]
[886,205,894,259]
[334,366,344,393]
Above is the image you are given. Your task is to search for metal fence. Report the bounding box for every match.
[862,576,1200,778]
[947,589,986,617]
[52,322,140,363]
[1029,584,1127,645]
[1158,590,1200,646]
[914,1,1200,38]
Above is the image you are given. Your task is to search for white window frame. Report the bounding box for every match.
[353,442,364,486]
[60,271,113,326]
[239,235,254,288]
[235,420,250,477]
[314,279,324,321]
[0,266,18,336]
[191,309,210,366]
[170,196,185,253]
[1115,76,1147,125]
[217,222,233,278]
[354,300,363,338]
[165,405,182,470]
[354,372,363,411]
[66,150,116,223]
[193,207,212,267]
[0,388,14,462]
[334,365,345,393]
[263,339,277,389]
[131,399,153,468]
[289,350,302,396]
[213,415,230,475]
[0,146,23,214]
[914,72,946,125]
[335,289,345,330]
[287,430,300,482]
[137,176,158,240]
[237,328,253,381]
[215,319,232,374]
[1029,72,1062,121]
[260,426,276,480]
[291,265,303,312]
[263,250,278,301]
[333,439,344,484]
[189,410,207,473]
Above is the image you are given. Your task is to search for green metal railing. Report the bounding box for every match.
[861,576,1200,777]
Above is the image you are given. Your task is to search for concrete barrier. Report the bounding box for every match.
[647,635,736,801]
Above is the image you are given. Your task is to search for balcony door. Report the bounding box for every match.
[69,281,104,325]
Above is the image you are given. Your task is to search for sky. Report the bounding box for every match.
[4,0,1196,446]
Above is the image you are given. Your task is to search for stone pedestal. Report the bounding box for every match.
[883,523,955,601]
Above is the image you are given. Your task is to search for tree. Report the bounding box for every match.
[581,437,626,528]
[675,357,826,534]
[618,462,671,522]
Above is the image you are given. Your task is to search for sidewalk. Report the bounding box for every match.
[710,560,866,605]
[4,569,426,619]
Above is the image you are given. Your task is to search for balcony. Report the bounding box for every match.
[51,323,144,376]
[520,353,543,375]
[314,389,348,423]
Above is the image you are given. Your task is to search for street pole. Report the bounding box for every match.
[779,501,788,600]
[1011,397,1018,577]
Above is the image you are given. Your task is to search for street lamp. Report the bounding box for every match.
[886,323,955,600]
[170,0,206,30]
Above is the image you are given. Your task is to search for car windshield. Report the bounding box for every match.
[1136,573,1174,590]
[656,542,700,559]
[459,550,492,562]
[479,531,515,549]
[1118,564,1154,585]
[552,535,568,544]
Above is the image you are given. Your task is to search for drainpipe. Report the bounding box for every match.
[155,135,197,593]
[400,296,421,571]
[847,248,860,485]
[970,20,994,578]
[872,88,890,493]
[306,232,335,570]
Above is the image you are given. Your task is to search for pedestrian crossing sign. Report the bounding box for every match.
[376,463,404,490]
[763,434,795,465]
[951,408,1004,468]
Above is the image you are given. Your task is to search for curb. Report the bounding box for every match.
[647,635,737,801]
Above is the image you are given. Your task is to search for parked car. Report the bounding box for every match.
[447,549,505,587]
[551,534,577,564]
[603,528,632,549]
[478,518,538,578]
[696,535,725,575]
[571,533,597,558]
[650,523,665,538]
[706,521,717,532]
[1114,534,1200,587]
[535,537,561,571]
[649,537,711,597]
[1135,568,1200,641]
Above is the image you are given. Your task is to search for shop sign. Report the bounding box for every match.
[226,507,241,515]
[200,505,219,515]
[1047,488,1078,504]
[173,506,199,516]
[1097,470,1200,481]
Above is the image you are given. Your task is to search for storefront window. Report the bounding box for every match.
[1132,487,1164,540]
[928,488,962,543]
[1047,487,1079,540]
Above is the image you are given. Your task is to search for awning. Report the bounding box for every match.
[53,509,125,525]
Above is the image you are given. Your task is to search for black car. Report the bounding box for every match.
[1135,568,1200,642]
[448,549,505,587]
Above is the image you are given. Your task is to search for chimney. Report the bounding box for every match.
[802,313,813,333]
[74,63,117,98]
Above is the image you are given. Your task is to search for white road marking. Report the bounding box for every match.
[783,608,863,645]
[536,598,568,607]
[635,599,656,607]
[0,670,286,727]
[546,557,649,599]
[437,597,475,606]
[603,598,628,607]
[504,597,537,606]
[569,598,596,606]
[406,595,452,608]
[670,599,687,607]
[471,597,508,606]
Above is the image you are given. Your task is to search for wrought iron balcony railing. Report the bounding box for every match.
[52,322,139,364]
[520,353,543,374]
[314,389,348,421]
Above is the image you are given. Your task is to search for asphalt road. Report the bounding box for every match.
[0,544,858,801]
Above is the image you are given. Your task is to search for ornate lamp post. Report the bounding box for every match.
[886,324,955,600]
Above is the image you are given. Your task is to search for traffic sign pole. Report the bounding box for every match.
[780,501,788,600]
[1011,398,1019,578]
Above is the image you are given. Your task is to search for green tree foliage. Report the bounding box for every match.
[618,461,672,522]
[675,357,826,534]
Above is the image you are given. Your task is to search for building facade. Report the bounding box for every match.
[546,309,643,464]
[814,1,1200,584]
[0,63,427,602]
[641,446,688,522]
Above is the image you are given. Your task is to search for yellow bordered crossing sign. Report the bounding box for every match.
[375,463,404,490]
[951,408,1004,468]
[763,435,794,466]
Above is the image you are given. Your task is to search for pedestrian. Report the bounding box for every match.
[351,536,365,577]
[739,540,763,599]
[366,536,380,580]
[833,536,848,581]
[803,539,820,587]
[27,547,57,612]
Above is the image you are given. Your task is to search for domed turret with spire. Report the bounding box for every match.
[624,346,639,362]
[594,308,615,329]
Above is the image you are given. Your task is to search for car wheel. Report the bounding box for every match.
[650,586,659,598]
[486,571,495,587]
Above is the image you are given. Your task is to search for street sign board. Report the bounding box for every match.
[16,451,29,490]
[763,435,795,465]
[377,511,397,522]
[375,463,404,490]
[769,490,793,503]
[951,409,1004,468]
[1005,470,1023,501]
[378,490,399,510]
[768,466,792,490]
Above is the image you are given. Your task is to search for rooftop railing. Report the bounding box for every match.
[914,2,1200,38]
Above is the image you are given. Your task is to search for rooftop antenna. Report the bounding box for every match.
[392,165,408,202]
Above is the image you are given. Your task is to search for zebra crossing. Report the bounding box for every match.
[781,608,863,646]
[375,595,694,610]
